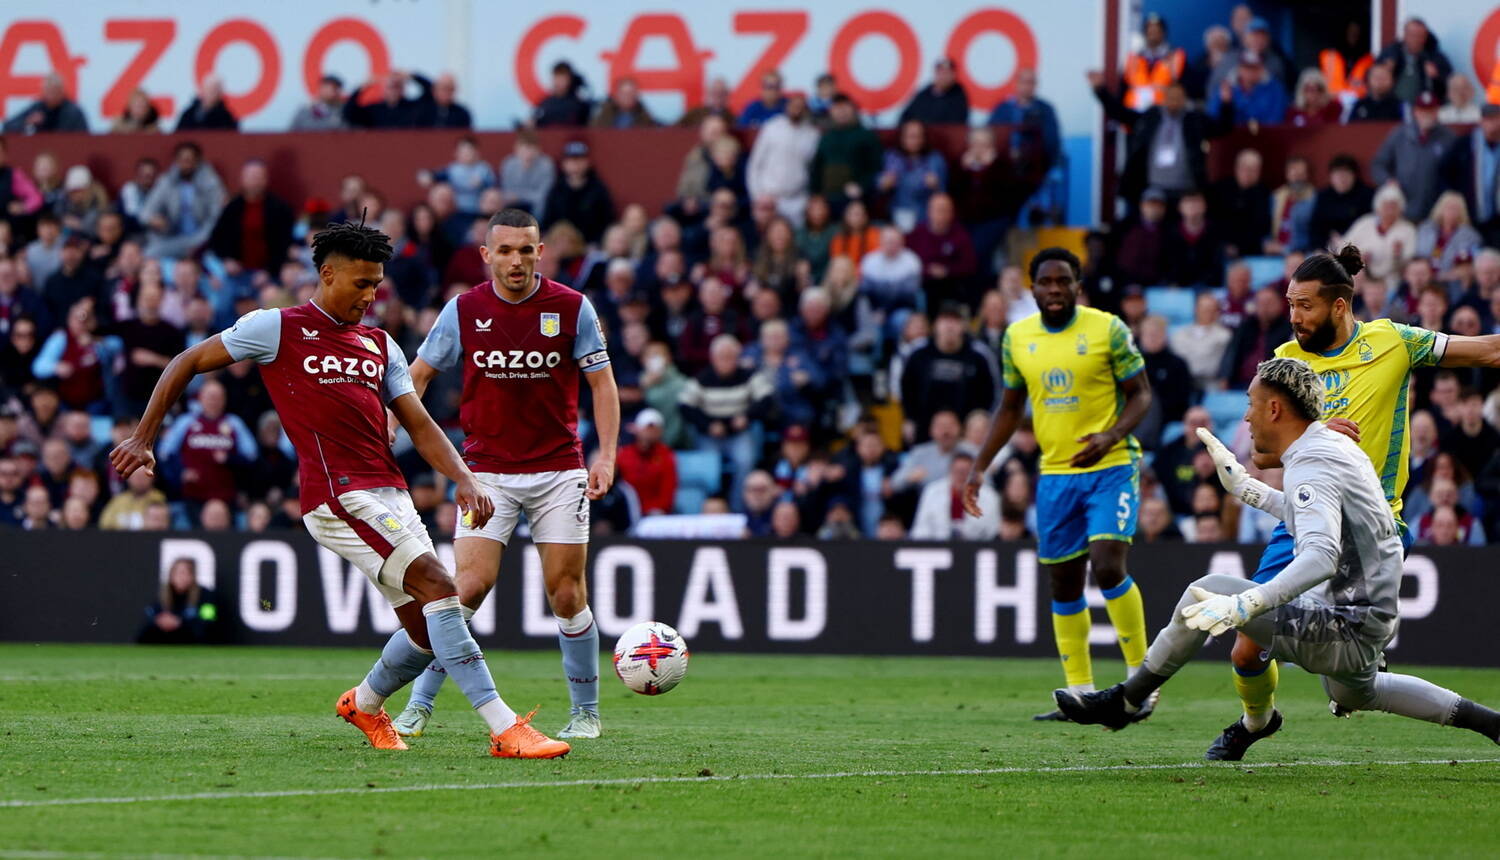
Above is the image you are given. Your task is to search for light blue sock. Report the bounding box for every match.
[406,605,472,711]
[355,630,434,712]
[557,606,600,713]
[422,596,498,710]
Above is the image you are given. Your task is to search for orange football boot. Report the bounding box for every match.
[336,687,408,750]
[491,709,571,759]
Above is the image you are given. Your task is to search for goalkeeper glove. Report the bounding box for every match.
[1195,427,1277,511]
[1181,585,1269,637]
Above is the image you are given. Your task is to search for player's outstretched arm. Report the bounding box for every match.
[585,365,620,501]
[388,391,494,529]
[1439,334,1500,368]
[963,386,1026,517]
[109,335,236,479]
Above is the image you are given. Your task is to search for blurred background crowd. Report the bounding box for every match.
[2,7,1498,549]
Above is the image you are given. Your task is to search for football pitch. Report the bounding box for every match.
[2,644,1498,859]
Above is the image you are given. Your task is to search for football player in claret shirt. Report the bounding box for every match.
[109,222,570,759]
[391,208,620,741]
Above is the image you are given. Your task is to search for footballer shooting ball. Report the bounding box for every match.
[613,621,690,695]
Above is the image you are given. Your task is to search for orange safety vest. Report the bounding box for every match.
[1123,48,1185,108]
[1487,60,1500,105]
[1319,49,1373,99]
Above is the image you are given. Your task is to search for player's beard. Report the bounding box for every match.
[1297,316,1338,353]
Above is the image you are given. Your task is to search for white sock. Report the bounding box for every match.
[478,697,518,734]
[1067,682,1096,694]
[1242,710,1271,732]
[355,680,385,714]
[556,605,594,635]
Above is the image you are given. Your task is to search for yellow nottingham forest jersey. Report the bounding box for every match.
[1002,307,1145,475]
[1274,319,1448,519]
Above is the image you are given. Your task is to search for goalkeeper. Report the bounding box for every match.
[1055,357,1500,758]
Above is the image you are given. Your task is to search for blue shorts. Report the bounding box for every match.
[1035,464,1139,564]
[1252,518,1415,584]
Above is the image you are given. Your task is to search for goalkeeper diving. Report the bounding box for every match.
[1054,357,1500,757]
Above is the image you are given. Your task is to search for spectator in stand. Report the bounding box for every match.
[901,57,969,125]
[677,114,728,209]
[899,304,995,440]
[891,409,974,496]
[1210,148,1271,259]
[795,195,836,282]
[41,231,104,325]
[677,276,749,374]
[1443,387,1500,479]
[207,160,295,279]
[1138,314,1192,427]
[833,428,899,537]
[1211,16,1289,92]
[1439,105,1500,248]
[860,226,923,337]
[1378,17,1453,103]
[1267,155,1315,254]
[679,334,773,507]
[1348,63,1404,122]
[1374,92,1454,222]
[1285,69,1343,127]
[542,141,615,244]
[790,285,847,387]
[139,141,225,259]
[810,94,882,207]
[990,67,1061,169]
[420,136,496,215]
[750,216,805,304]
[1220,285,1291,387]
[55,166,108,235]
[1208,52,1286,126]
[3,74,87,134]
[109,88,161,134]
[0,137,43,222]
[738,70,787,128]
[533,61,592,127]
[175,76,237,131]
[747,94,819,224]
[1122,13,1185,110]
[31,152,62,212]
[20,484,54,530]
[950,127,1038,279]
[1153,406,1215,515]
[1345,184,1418,291]
[1171,292,1233,390]
[290,75,347,131]
[592,77,657,128]
[0,258,46,337]
[746,317,824,430]
[878,120,947,233]
[99,465,167,530]
[1165,190,1223,286]
[907,193,977,311]
[617,408,677,516]
[343,69,432,128]
[1440,73,1481,124]
[1114,187,1170,287]
[158,378,255,514]
[1308,154,1373,249]
[827,198,878,277]
[679,77,733,128]
[1182,26,1232,102]
[114,279,182,416]
[911,450,998,540]
[423,73,471,128]
[1355,265,1405,323]
[1089,72,1231,206]
[24,212,64,292]
[137,558,218,644]
[498,130,555,220]
[1417,192,1482,280]
[32,297,117,413]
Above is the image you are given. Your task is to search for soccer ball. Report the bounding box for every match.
[613,621,690,695]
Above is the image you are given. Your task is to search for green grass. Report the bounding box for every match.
[1,644,1499,859]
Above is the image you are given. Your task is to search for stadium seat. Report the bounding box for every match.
[1145,287,1196,327]
[674,449,722,507]
[90,416,114,447]
[1202,390,1247,435]
[1238,255,1286,287]
[1160,421,1184,446]
[673,486,709,515]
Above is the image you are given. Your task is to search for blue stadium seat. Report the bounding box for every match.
[1238,256,1286,288]
[673,449,722,509]
[1202,389,1247,435]
[673,486,709,515]
[89,416,114,447]
[1160,421,1185,446]
[1145,287,1196,328]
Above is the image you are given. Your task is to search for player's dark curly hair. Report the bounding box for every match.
[1292,244,1365,304]
[1028,246,1082,282]
[311,221,394,268]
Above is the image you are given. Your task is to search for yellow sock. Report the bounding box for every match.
[1102,576,1147,670]
[1052,599,1093,688]
[1234,659,1279,730]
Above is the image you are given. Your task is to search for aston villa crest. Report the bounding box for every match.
[540,313,561,337]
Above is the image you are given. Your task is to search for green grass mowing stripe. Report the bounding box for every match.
[5,756,1498,809]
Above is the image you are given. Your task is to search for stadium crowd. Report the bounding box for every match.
[2,10,1499,548]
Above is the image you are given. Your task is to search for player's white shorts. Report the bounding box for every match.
[457,469,589,545]
[303,487,434,609]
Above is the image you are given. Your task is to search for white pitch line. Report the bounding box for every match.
[3,757,1497,810]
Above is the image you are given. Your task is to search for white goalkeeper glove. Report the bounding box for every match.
[1195,427,1277,512]
[1181,585,1270,637]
